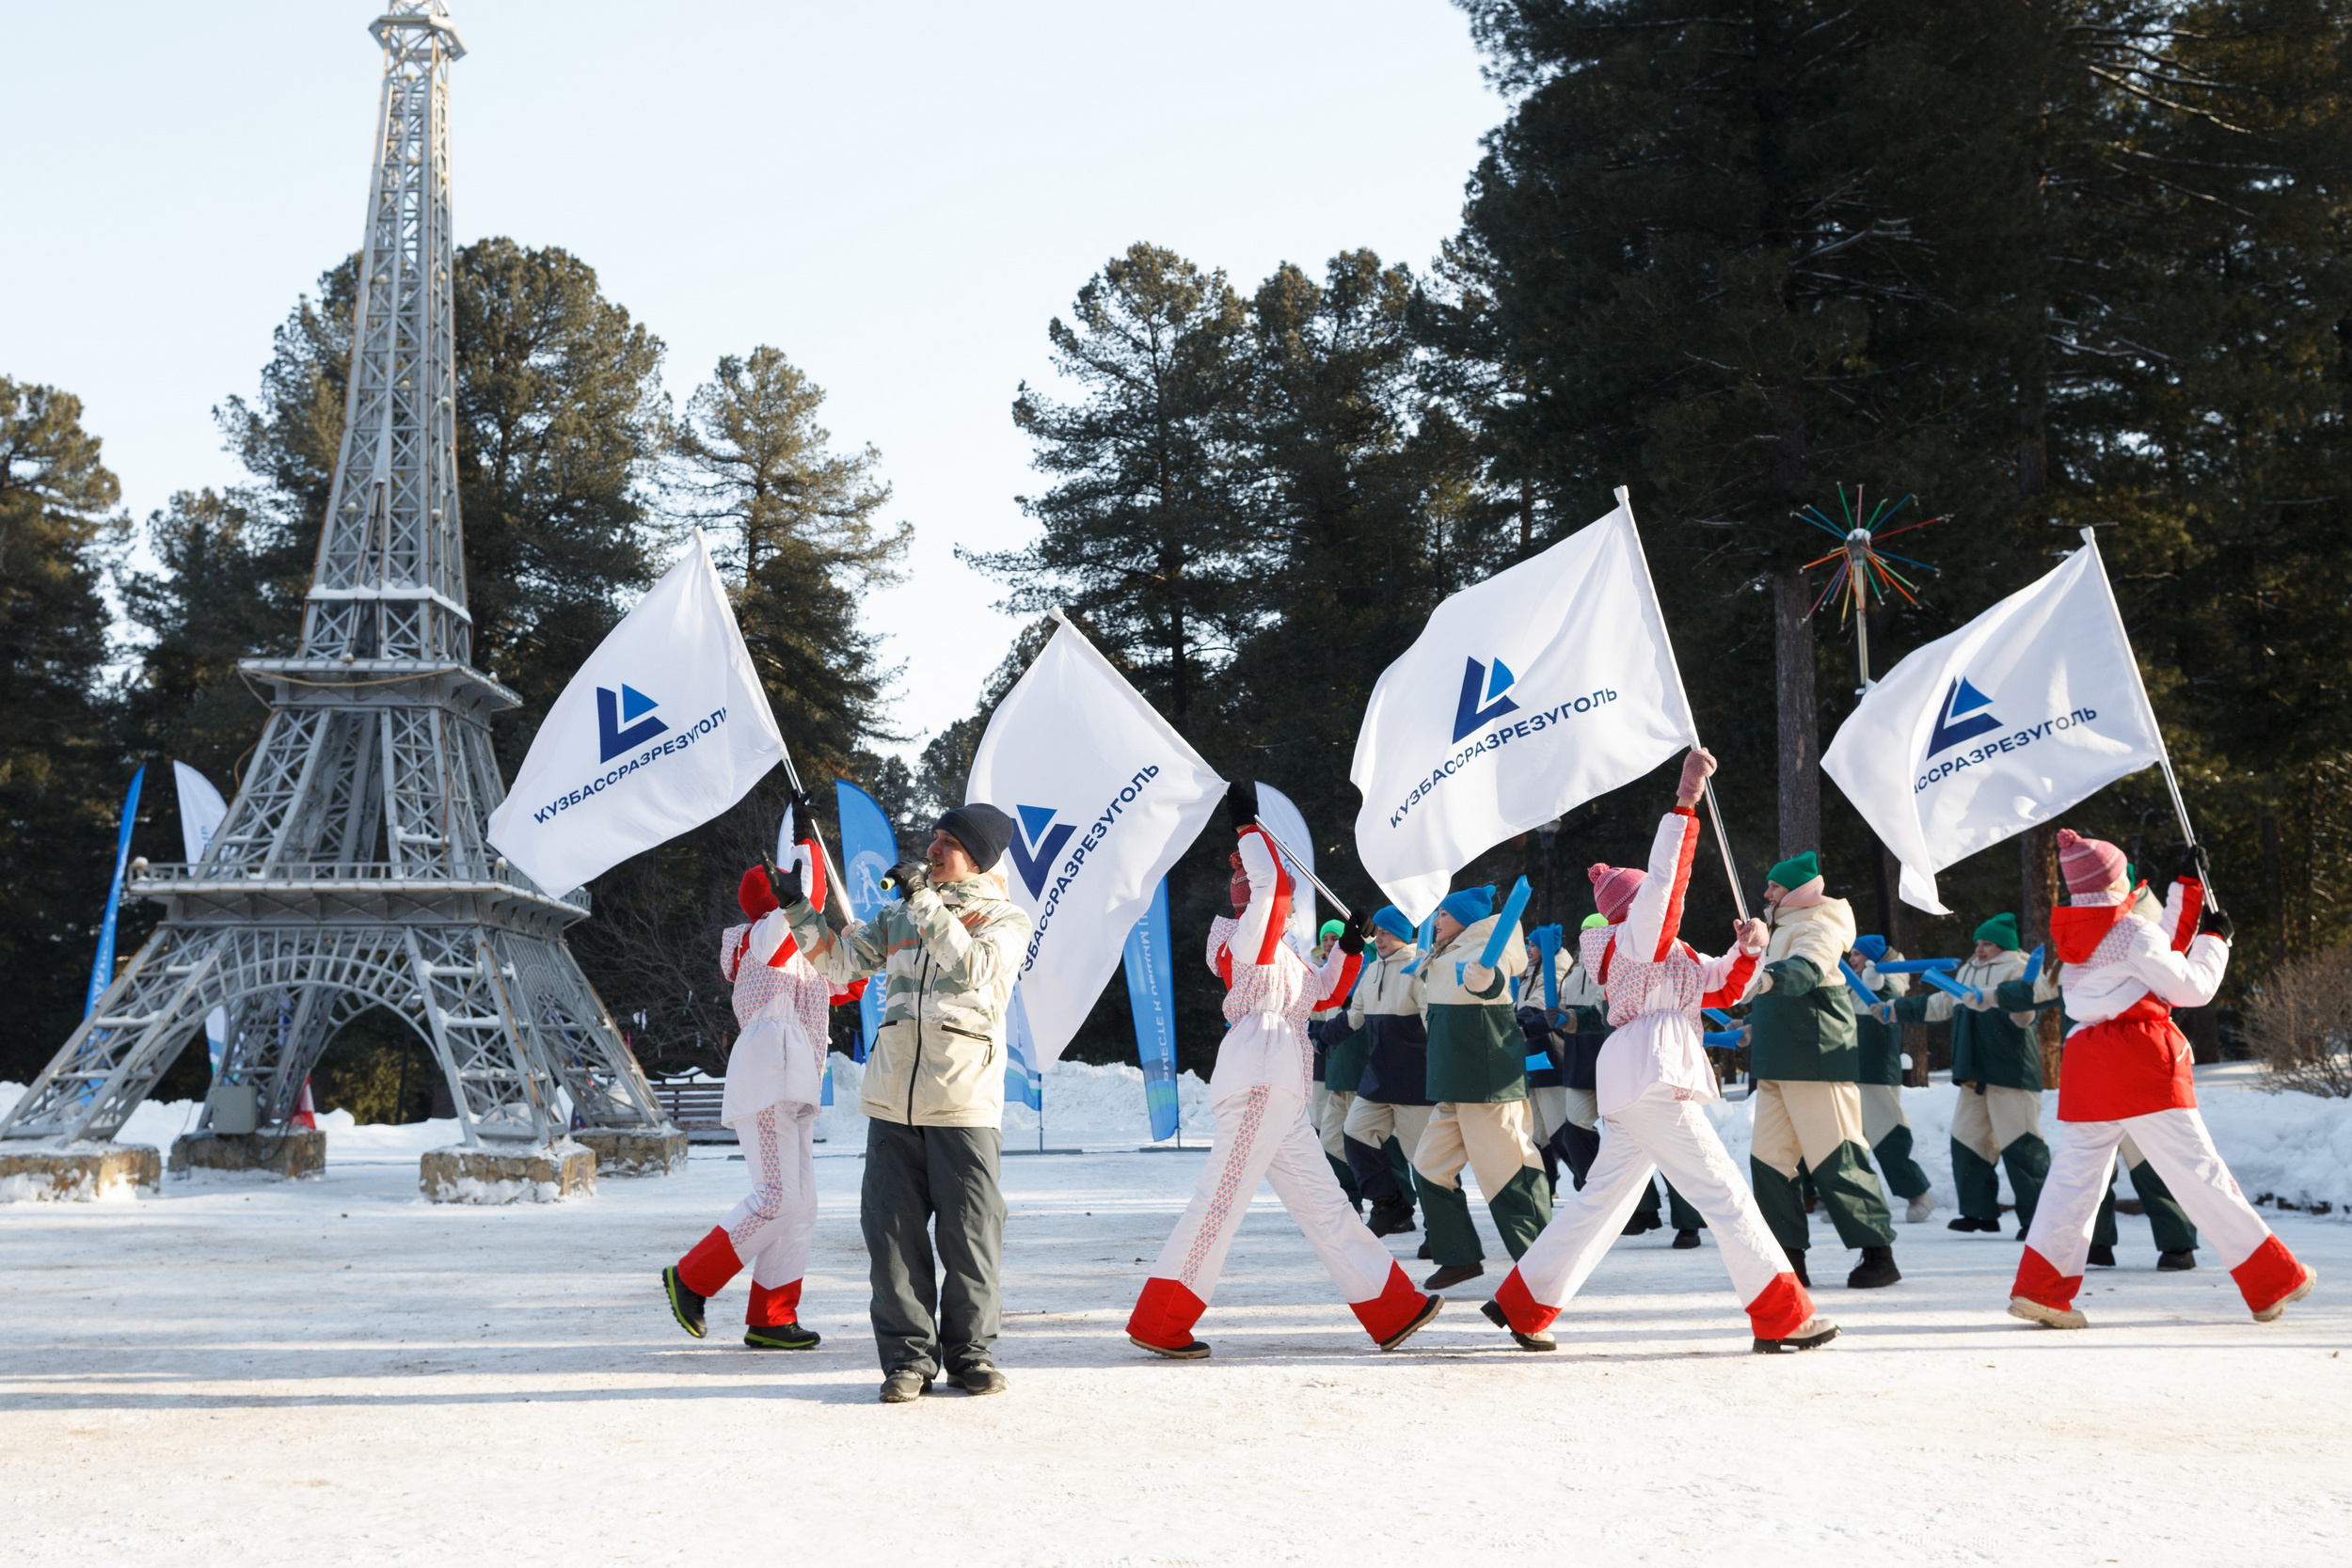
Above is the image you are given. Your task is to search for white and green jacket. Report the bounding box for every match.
[1418,912,1529,1104]
[787,872,1032,1128]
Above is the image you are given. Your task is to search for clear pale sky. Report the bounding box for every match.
[1,1,1505,760]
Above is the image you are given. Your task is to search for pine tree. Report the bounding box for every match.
[669,344,910,775]
[966,244,1254,725]
[0,378,128,1082]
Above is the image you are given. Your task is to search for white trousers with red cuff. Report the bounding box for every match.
[1127,1080,1426,1350]
[675,1100,819,1327]
[2013,1106,2305,1317]
[1488,1083,1815,1343]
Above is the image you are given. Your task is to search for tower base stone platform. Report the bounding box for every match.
[577,1127,689,1177]
[421,1142,597,1204]
[0,1144,162,1202]
[168,1131,327,1180]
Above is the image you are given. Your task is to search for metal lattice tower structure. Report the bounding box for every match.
[0,2,671,1155]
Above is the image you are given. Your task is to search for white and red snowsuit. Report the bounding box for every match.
[1127,827,1433,1350]
[1491,806,1818,1344]
[2011,875,2308,1318]
[674,841,837,1330]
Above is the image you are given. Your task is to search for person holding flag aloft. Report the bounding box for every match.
[661,799,833,1352]
[2007,832,2314,1330]
[1744,852,1902,1291]
[1881,915,2049,1237]
[1410,885,1554,1290]
[1479,749,1838,1355]
[1126,786,1444,1360]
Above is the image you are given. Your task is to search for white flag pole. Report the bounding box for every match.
[1250,817,1353,920]
[1619,486,1751,924]
[2079,527,2217,912]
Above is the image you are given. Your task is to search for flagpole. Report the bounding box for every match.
[1249,818,1352,920]
[1617,487,1751,925]
[2079,528,2219,913]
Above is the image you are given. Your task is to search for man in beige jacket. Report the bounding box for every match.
[785,802,1032,1403]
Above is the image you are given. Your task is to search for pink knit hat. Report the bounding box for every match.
[2057,829,2126,895]
[1589,863,1645,922]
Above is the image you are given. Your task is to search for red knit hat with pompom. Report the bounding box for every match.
[2056,829,2126,895]
[739,863,778,920]
[1588,863,1645,923]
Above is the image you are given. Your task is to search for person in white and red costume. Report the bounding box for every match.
[1480,749,1842,1354]
[2007,831,2316,1329]
[661,805,838,1350]
[1126,784,1445,1359]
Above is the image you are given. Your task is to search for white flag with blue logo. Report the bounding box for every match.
[965,609,1226,1067]
[1351,497,1698,922]
[486,530,786,895]
[1820,535,2167,915]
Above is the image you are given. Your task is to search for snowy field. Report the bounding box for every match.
[4,1064,2349,1567]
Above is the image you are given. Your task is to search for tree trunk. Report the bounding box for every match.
[2020,822,2064,1085]
[1772,568,1820,859]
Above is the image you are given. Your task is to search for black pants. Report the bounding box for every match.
[862,1119,1006,1378]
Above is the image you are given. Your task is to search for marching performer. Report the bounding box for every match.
[2008,832,2313,1329]
[1480,749,1837,1354]
[1411,886,1554,1289]
[1743,853,1901,1290]
[1850,937,1935,1224]
[1883,915,2050,1236]
[1343,906,1435,1239]
[1309,919,1367,1207]
[1127,786,1444,1359]
[661,818,832,1351]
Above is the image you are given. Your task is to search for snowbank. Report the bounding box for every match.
[816,1053,1213,1146]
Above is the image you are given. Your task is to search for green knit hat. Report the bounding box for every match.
[1766,851,1820,890]
[1319,919,1344,941]
[1581,912,1609,929]
[1974,912,2021,950]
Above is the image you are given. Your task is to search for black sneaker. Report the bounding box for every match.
[1480,1296,1555,1352]
[1380,1293,1444,1351]
[2087,1243,2117,1268]
[743,1321,820,1350]
[953,1364,1009,1396]
[1366,1198,1417,1238]
[1129,1335,1211,1359]
[1947,1215,2001,1233]
[1846,1246,1900,1289]
[1423,1262,1485,1291]
[1785,1248,1811,1288]
[1621,1210,1663,1237]
[1672,1228,1702,1250]
[2156,1249,2198,1272]
[1416,1241,1433,1260]
[1754,1316,1841,1354]
[879,1370,932,1403]
[662,1266,707,1339]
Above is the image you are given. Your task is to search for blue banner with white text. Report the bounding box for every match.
[834,779,899,1063]
[1122,877,1180,1141]
[1005,984,1043,1112]
[85,765,145,1019]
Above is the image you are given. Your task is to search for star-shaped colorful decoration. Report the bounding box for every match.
[1796,485,1943,625]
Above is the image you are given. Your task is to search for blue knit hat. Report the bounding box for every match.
[1373,905,1414,942]
[1852,934,1887,962]
[1438,885,1496,926]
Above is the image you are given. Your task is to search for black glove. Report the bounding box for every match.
[783,786,817,835]
[882,857,929,895]
[2176,841,2211,885]
[763,855,803,910]
[1222,780,1260,837]
[2201,905,2233,941]
[1339,909,1373,956]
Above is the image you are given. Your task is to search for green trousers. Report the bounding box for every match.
[1420,1164,1552,1267]
[2093,1153,2199,1255]
[1871,1123,1933,1202]
[1635,1175,1707,1230]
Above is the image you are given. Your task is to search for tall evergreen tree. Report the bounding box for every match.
[0,378,128,1082]
[966,243,1254,725]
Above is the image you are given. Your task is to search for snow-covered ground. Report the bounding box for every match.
[4,1064,2349,1565]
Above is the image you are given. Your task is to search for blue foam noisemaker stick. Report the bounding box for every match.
[1919,969,1984,1006]
[1536,924,1563,1011]
[1479,877,1534,970]
[1704,1007,1735,1028]
[1877,958,1959,974]
[1703,1029,1745,1051]
[1837,959,1881,1008]
[2024,944,2045,985]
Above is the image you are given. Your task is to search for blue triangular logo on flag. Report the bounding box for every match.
[1949,677,1994,717]
[1016,803,1058,847]
[1486,658,1516,703]
[620,684,660,723]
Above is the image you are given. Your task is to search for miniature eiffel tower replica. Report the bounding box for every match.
[0,1,679,1198]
